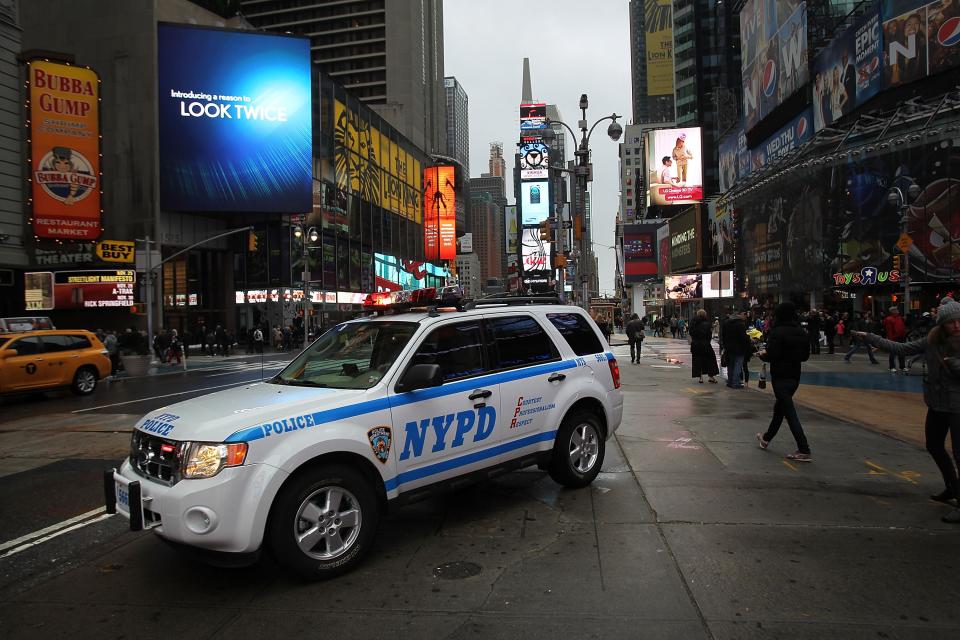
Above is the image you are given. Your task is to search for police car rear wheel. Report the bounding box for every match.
[549,411,604,488]
[71,367,97,395]
[270,465,379,580]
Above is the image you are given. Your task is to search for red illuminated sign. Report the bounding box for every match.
[423,165,456,261]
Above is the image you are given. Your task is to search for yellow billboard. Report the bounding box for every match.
[333,100,422,222]
[645,0,674,97]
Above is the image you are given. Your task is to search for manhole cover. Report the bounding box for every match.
[433,561,482,580]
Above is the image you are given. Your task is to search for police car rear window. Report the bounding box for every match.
[487,316,559,369]
[546,313,604,356]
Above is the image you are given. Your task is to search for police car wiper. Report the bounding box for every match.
[285,379,330,388]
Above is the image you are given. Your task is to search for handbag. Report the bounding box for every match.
[720,350,728,368]
[758,363,767,389]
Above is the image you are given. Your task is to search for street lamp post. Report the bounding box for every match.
[293,224,319,350]
[543,94,621,309]
[887,184,920,315]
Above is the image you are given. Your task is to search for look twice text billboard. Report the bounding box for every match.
[158,24,312,213]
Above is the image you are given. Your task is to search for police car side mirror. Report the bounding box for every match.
[396,364,443,393]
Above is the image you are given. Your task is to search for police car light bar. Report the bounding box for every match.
[362,287,444,313]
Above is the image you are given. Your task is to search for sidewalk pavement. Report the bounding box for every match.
[613,333,929,449]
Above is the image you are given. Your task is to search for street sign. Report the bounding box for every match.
[895,233,913,253]
[135,250,162,272]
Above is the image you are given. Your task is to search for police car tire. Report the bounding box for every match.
[548,410,605,488]
[269,464,379,580]
[71,366,98,395]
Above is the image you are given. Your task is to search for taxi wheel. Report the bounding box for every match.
[548,410,605,488]
[269,464,379,580]
[71,366,98,395]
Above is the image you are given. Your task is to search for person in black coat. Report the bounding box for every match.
[720,311,751,388]
[689,309,719,383]
[625,313,645,363]
[806,310,822,355]
[757,302,812,462]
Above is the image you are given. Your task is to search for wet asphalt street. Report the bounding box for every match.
[0,339,957,639]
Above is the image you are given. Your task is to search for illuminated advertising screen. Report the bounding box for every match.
[374,253,448,291]
[882,0,960,90]
[520,141,549,179]
[505,205,518,254]
[665,274,702,300]
[668,206,702,272]
[28,61,101,240]
[718,126,749,192]
[623,223,660,283]
[158,24,312,213]
[646,127,703,206]
[521,228,551,272]
[423,166,456,261]
[751,107,813,171]
[520,181,550,225]
[25,269,136,310]
[740,0,809,130]
[520,103,547,130]
[702,270,734,298]
[811,7,882,130]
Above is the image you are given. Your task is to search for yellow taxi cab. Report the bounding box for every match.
[0,330,111,396]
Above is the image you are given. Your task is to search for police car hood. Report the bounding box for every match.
[136,382,369,443]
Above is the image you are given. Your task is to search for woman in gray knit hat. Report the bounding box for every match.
[854,300,960,523]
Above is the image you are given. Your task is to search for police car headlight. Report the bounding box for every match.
[182,442,248,479]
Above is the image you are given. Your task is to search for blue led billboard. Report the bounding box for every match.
[158,24,312,213]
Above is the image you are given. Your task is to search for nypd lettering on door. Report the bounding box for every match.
[400,406,496,460]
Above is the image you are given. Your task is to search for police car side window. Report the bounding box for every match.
[546,313,604,356]
[487,315,559,370]
[409,321,486,382]
[11,337,41,356]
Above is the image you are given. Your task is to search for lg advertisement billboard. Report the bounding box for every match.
[157,24,312,213]
[646,127,703,206]
[28,60,101,240]
[740,0,809,131]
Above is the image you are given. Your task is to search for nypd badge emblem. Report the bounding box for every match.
[367,426,391,463]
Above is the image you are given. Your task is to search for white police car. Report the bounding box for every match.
[106,290,623,579]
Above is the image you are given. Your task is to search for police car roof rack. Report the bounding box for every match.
[465,295,562,310]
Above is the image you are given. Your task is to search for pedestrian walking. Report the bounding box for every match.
[103,330,119,375]
[253,326,264,354]
[882,306,908,372]
[689,309,719,383]
[677,317,687,339]
[756,302,813,462]
[843,312,880,364]
[823,312,838,354]
[854,300,960,523]
[720,310,751,388]
[625,313,645,363]
[670,316,678,339]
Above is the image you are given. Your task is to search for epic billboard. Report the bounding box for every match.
[741,0,809,130]
[28,61,101,240]
[158,24,312,213]
[646,127,703,206]
[811,6,883,130]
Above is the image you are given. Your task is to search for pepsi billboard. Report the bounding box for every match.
[158,24,312,213]
[751,107,813,172]
[882,0,960,89]
[812,7,883,130]
[719,125,749,192]
[741,0,809,131]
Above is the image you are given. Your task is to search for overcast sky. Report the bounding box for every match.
[444,0,632,296]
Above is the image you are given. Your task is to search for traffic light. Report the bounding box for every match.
[539,219,551,241]
[555,254,567,268]
[248,231,259,252]
[892,254,902,271]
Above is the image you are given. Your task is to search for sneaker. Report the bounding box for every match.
[890,368,897,373]
[786,451,812,462]
[900,368,908,373]
[756,433,769,450]
[942,509,960,524]
[930,490,956,504]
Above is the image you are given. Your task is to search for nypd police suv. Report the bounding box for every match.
[106,290,623,579]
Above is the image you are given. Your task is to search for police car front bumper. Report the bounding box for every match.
[105,459,287,554]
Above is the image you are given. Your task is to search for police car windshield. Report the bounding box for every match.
[271,321,417,389]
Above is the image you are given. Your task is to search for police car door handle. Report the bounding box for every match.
[548,373,566,382]
[468,389,492,401]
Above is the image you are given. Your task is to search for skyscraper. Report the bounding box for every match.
[240,0,446,154]
[628,0,675,124]
[444,76,469,179]
[488,142,506,178]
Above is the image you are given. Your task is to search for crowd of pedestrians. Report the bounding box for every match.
[613,295,960,524]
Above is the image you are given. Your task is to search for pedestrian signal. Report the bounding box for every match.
[539,219,551,241]
[892,254,902,270]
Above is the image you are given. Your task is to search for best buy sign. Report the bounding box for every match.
[96,240,135,263]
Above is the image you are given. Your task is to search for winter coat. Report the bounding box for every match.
[864,333,960,412]
[720,317,751,356]
[625,319,644,342]
[882,314,907,340]
[761,320,809,380]
[689,318,719,377]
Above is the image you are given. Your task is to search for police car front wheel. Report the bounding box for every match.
[549,411,605,488]
[269,464,379,580]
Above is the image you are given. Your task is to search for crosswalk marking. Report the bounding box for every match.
[204,361,289,377]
